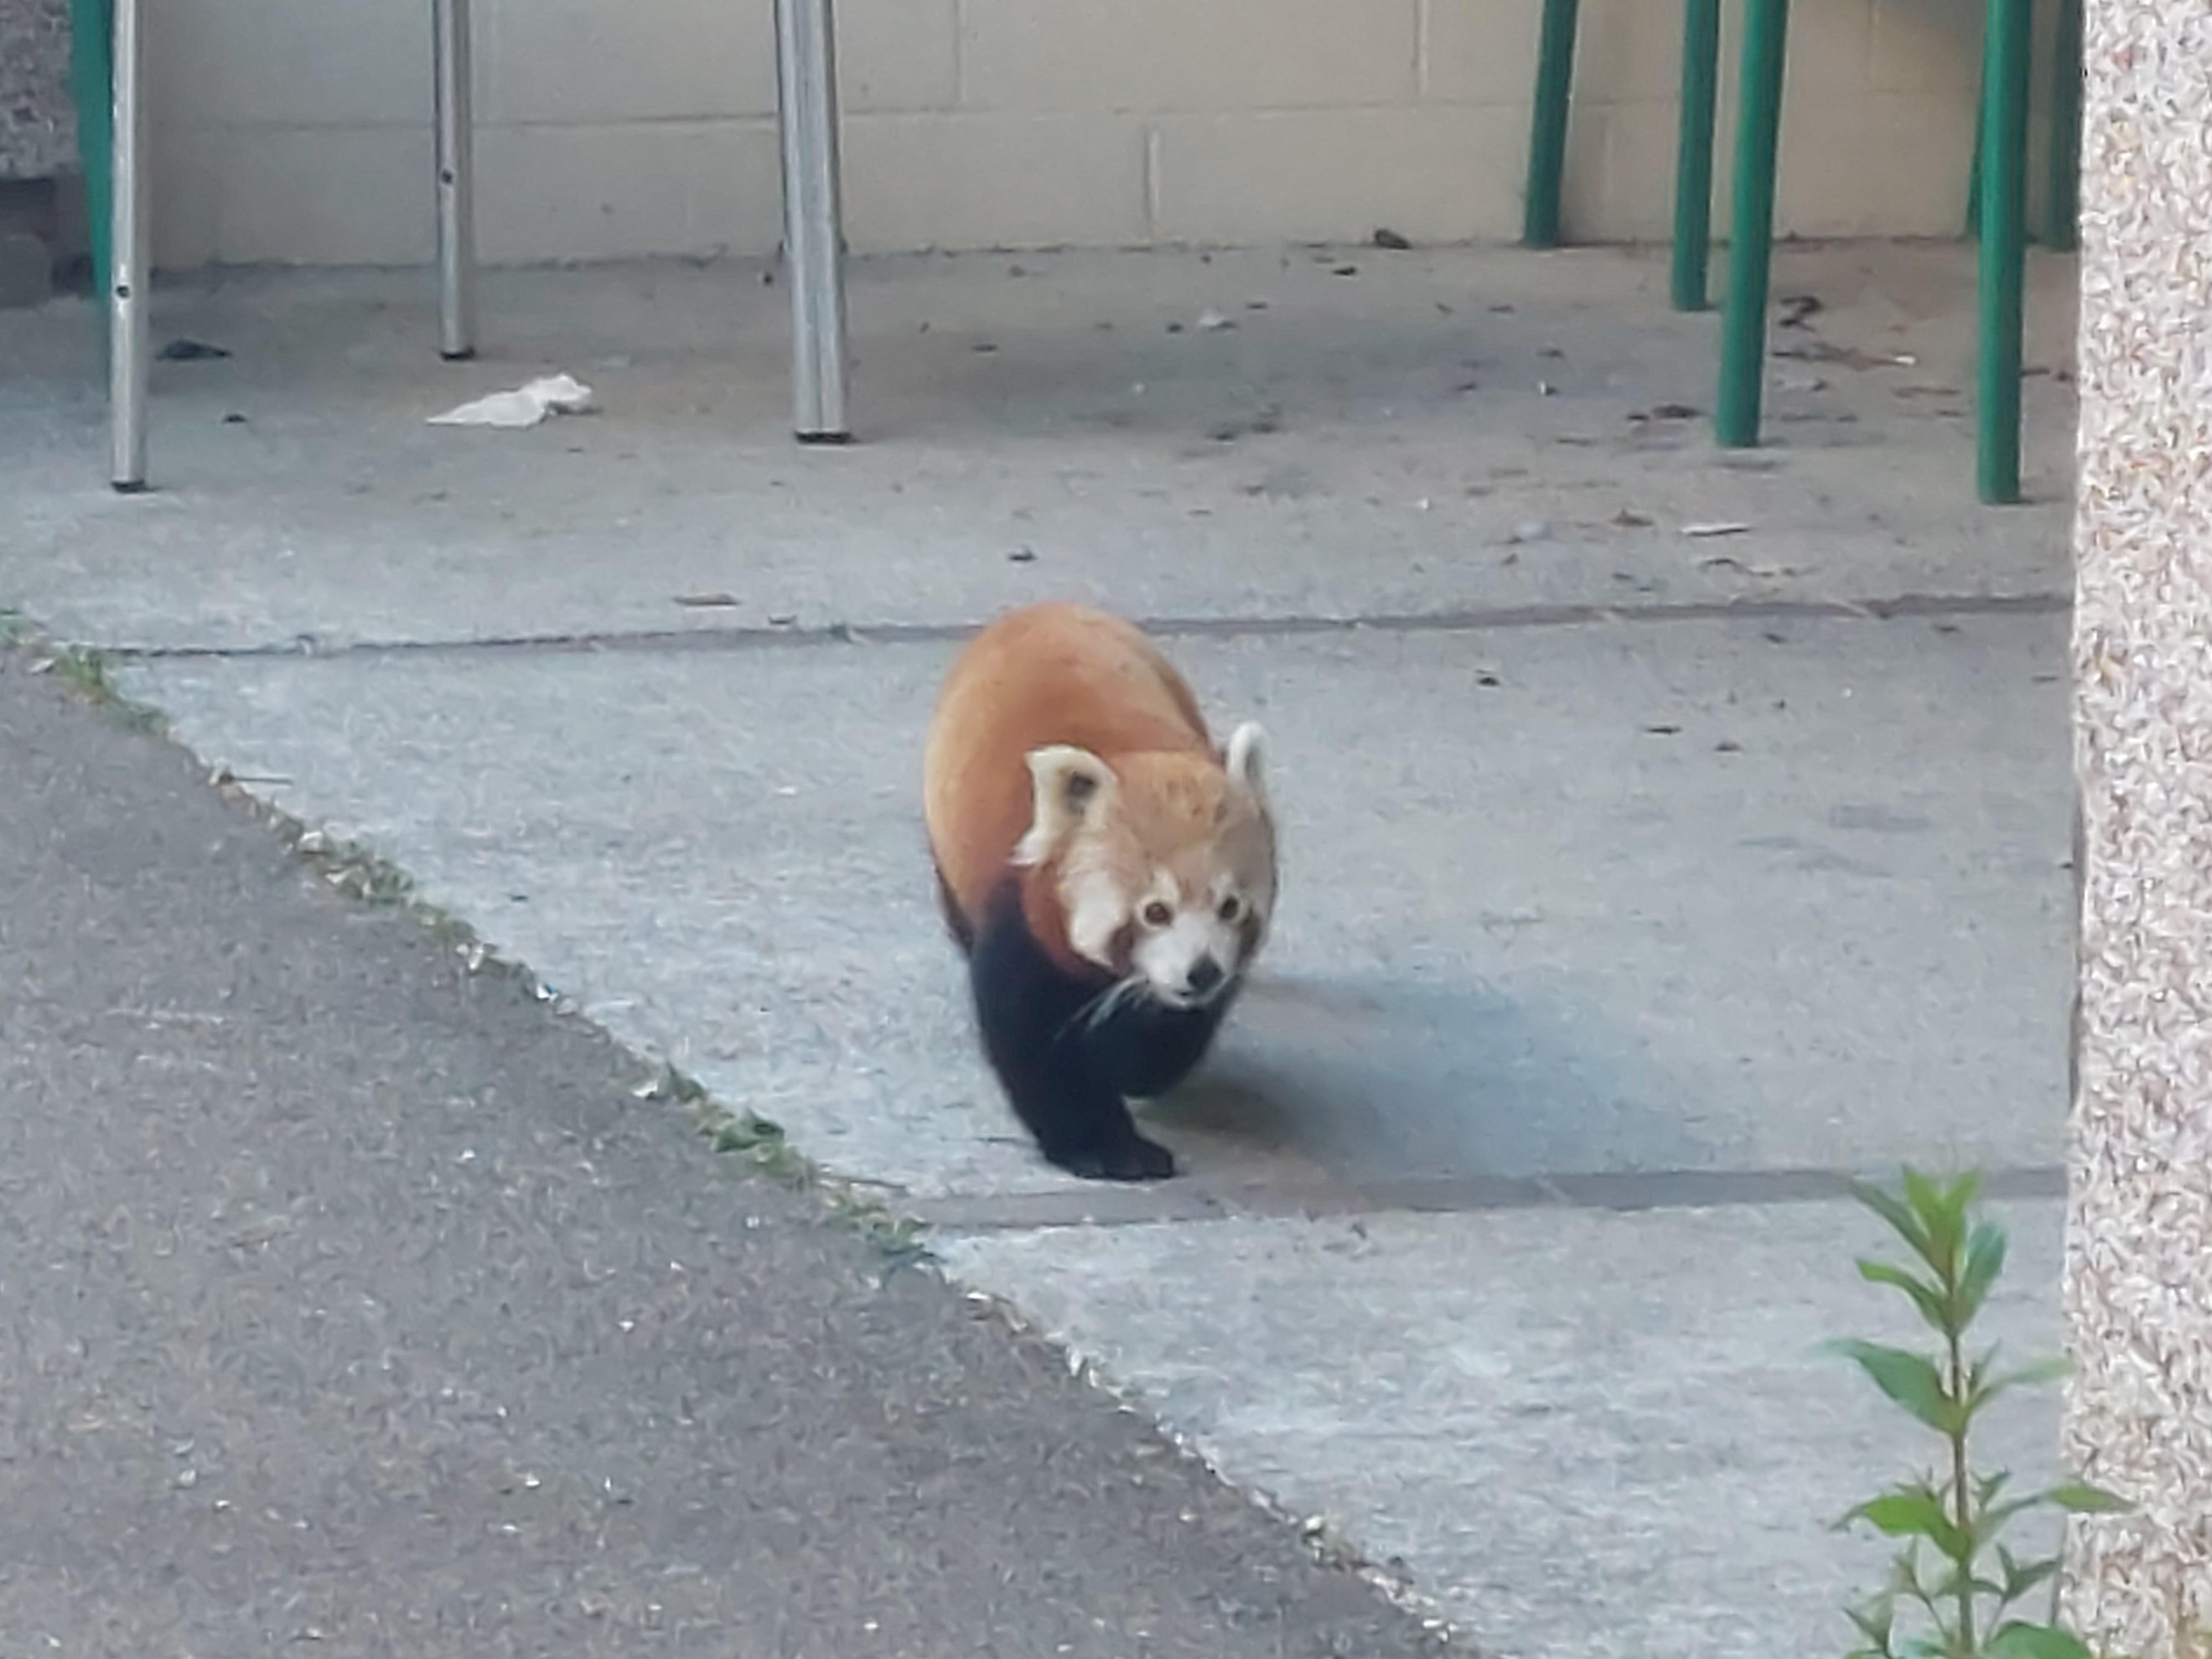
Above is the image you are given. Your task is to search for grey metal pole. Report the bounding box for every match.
[108,0,149,491]
[774,0,851,442]
[433,0,477,360]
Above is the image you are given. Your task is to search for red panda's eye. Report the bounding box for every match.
[1141,901,1173,928]
[1218,895,1243,922]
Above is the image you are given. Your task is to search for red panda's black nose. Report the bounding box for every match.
[1185,956,1226,997]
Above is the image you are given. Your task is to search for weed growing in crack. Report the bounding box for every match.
[11,629,168,734]
[47,644,116,700]
[289,828,422,907]
[1830,1168,2130,1659]
[631,1060,928,1270]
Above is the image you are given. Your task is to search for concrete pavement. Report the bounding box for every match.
[0,242,2078,654]
[1,240,2083,1657]
[114,606,2074,1206]
[101,595,2078,1657]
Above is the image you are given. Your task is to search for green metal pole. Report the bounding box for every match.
[1964,54,1983,239]
[1523,0,1581,248]
[1716,0,1791,448]
[2044,0,2083,252]
[1670,0,1722,311]
[68,0,113,306]
[1977,0,2031,504]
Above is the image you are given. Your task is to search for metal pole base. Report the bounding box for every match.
[774,0,851,443]
[1669,0,1722,312]
[433,0,478,362]
[1976,0,2030,505]
[108,0,149,491]
[1714,0,1791,449]
[1521,0,1580,250]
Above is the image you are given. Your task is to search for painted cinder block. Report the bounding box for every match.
[136,0,1992,268]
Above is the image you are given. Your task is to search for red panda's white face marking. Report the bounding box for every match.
[1017,723,1277,1007]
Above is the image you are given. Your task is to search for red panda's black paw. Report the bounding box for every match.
[1053,1134,1177,1183]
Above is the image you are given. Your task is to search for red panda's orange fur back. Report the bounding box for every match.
[925,602,1216,953]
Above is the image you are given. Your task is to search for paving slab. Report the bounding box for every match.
[113,607,2075,1209]
[0,242,2074,654]
[941,1198,2066,1659]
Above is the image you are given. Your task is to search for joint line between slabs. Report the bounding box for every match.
[908,1162,2068,1235]
[99,590,2072,668]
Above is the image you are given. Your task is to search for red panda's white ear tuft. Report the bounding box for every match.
[1225,721,1268,807]
[1016,745,1117,864]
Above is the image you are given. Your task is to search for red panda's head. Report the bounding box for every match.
[1013,722,1277,1009]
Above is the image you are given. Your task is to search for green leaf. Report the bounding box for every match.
[1966,1344,2044,1425]
[1847,1489,1961,1546]
[1986,1621,2098,1659]
[1885,1543,1926,1591]
[1956,1219,2009,1325]
[2044,1481,2131,1515]
[1995,1545,2060,1609]
[1961,1345,2007,1423]
[1900,1166,1975,1277]
[1827,1339,1961,1434]
[1852,1175,1930,1253]
[1898,1163,1949,1219]
[1921,1559,1997,1603]
[1846,1593,1897,1648]
[1859,1259,1951,1331]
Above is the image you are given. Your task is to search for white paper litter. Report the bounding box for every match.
[427,372,598,429]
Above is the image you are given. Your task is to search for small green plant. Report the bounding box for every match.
[8,625,168,734]
[1830,1168,2129,1659]
[636,1061,927,1269]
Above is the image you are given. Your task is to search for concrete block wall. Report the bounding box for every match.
[144,0,2011,269]
[1,0,74,181]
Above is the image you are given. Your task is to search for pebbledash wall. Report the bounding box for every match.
[144,0,2049,269]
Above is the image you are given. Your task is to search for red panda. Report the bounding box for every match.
[923,602,1279,1181]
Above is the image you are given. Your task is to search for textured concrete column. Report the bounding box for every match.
[2063,4,2212,1655]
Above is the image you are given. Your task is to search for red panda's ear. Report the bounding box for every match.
[1016,745,1117,864]
[1225,721,1268,808]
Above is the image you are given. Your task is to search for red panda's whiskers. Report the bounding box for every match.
[1060,974,1146,1041]
[1056,982,1116,1042]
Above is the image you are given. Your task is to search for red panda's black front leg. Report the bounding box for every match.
[966,884,1176,1182]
